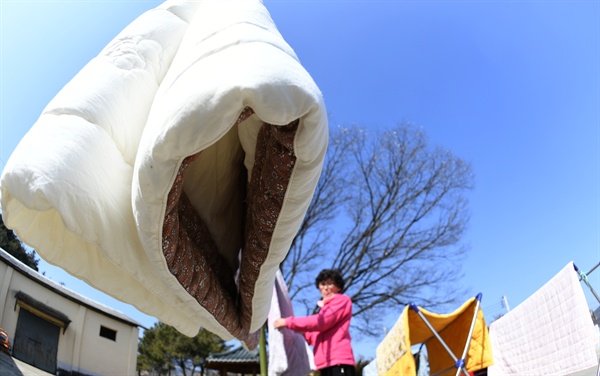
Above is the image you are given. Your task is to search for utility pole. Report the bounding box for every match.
[501,295,510,313]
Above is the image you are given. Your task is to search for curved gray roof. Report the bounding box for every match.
[0,248,142,328]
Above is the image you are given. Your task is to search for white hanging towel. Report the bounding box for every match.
[0,0,327,349]
[488,261,599,375]
[267,270,315,376]
[362,359,378,376]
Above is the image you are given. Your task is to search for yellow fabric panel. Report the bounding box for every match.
[376,297,494,376]
[386,351,416,376]
[376,306,415,376]
[465,308,493,371]
[410,298,494,374]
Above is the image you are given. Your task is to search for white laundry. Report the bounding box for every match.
[488,262,599,375]
[267,270,314,376]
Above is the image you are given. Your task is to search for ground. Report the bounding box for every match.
[0,351,53,376]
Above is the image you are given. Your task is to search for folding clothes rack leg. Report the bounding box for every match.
[574,262,600,304]
[409,293,483,376]
[574,262,600,376]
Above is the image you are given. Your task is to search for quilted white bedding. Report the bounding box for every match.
[488,262,599,375]
[0,0,327,348]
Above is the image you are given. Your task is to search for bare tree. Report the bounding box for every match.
[281,123,473,336]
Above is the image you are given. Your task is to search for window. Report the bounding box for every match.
[99,325,117,341]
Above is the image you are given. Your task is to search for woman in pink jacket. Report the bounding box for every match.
[274,269,356,376]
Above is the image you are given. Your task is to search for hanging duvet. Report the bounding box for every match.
[0,0,327,348]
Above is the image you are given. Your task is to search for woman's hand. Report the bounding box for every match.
[273,318,287,329]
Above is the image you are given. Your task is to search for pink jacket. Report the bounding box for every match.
[285,293,355,370]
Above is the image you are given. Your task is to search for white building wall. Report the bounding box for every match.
[0,252,139,375]
[77,309,138,375]
[0,261,16,335]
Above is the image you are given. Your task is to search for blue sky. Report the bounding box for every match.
[1,0,599,360]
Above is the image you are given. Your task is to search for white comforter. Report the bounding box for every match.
[0,0,327,348]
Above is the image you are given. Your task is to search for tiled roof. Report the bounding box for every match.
[205,346,261,374]
[206,347,259,363]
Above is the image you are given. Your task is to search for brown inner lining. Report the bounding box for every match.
[162,107,298,346]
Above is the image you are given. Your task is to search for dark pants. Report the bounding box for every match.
[319,364,356,376]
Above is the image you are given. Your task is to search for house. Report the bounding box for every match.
[0,248,141,375]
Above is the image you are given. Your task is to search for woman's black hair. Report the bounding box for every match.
[315,269,345,291]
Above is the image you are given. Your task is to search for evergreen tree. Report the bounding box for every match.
[0,213,39,271]
[137,322,230,376]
